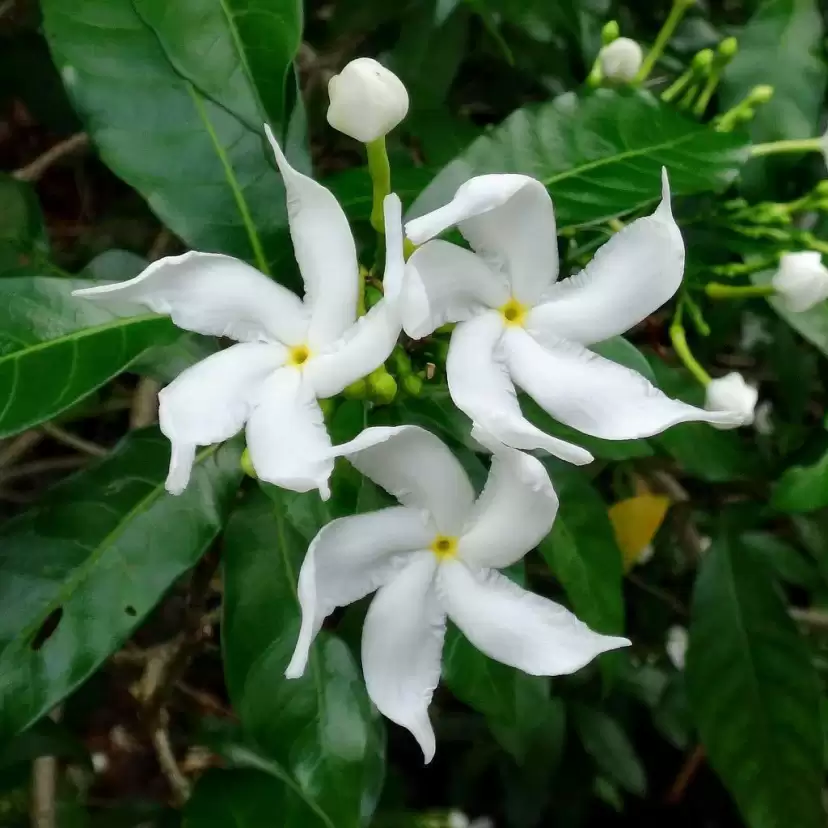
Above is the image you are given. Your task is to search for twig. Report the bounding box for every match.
[130,378,160,429]
[42,423,108,457]
[0,430,43,467]
[0,456,86,483]
[790,607,828,629]
[30,709,62,828]
[148,229,174,261]
[13,133,90,183]
[628,573,688,616]
[665,744,705,804]
[151,714,191,806]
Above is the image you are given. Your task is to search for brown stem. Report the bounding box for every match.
[13,133,89,182]
[665,744,705,804]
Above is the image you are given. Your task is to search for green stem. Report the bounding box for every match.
[366,137,391,234]
[669,310,711,386]
[750,137,823,157]
[692,68,721,117]
[705,282,776,300]
[635,0,695,83]
[660,65,694,102]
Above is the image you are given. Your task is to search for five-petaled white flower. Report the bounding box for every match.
[402,170,740,461]
[285,425,629,762]
[73,126,404,498]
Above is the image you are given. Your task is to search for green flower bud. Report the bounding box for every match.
[691,48,714,72]
[601,20,620,45]
[241,448,257,478]
[343,378,369,399]
[392,346,413,376]
[371,371,398,405]
[318,397,335,418]
[749,84,774,104]
[402,373,423,397]
[717,36,738,60]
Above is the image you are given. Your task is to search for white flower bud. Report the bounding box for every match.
[598,37,643,83]
[704,372,758,429]
[448,811,470,828]
[666,626,688,670]
[771,251,828,312]
[326,58,409,143]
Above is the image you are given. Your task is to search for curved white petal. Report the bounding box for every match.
[265,124,359,348]
[505,327,741,439]
[285,506,431,679]
[458,441,558,569]
[527,169,683,346]
[158,342,286,494]
[381,193,405,304]
[73,251,308,345]
[245,368,334,498]
[305,301,401,399]
[362,552,445,763]
[437,560,630,676]
[405,174,558,305]
[446,313,594,464]
[330,425,474,535]
[402,241,508,339]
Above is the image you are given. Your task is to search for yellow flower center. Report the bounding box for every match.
[430,534,458,560]
[499,297,527,327]
[287,344,312,366]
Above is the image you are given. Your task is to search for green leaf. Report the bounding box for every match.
[773,448,828,513]
[591,336,657,384]
[539,466,624,636]
[222,488,385,828]
[720,0,826,192]
[0,430,242,742]
[409,89,748,229]
[741,531,820,588]
[572,706,646,796]
[0,173,50,278]
[42,0,305,275]
[0,277,178,439]
[686,534,824,828]
[184,769,329,828]
[0,719,89,770]
[753,269,828,360]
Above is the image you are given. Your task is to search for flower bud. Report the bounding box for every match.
[402,373,423,397]
[343,378,369,399]
[772,251,828,312]
[598,37,643,83]
[601,20,620,45]
[370,371,398,405]
[666,626,688,670]
[326,58,409,143]
[717,36,739,60]
[241,448,257,478]
[704,372,758,429]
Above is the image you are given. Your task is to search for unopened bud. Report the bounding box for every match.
[717,36,738,60]
[772,251,828,312]
[327,58,409,143]
[343,378,369,399]
[370,371,398,405]
[748,84,774,104]
[598,37,643,83]
[402,374,423,397]
[705,372,758,429]
[601,20,620,45]
[691,48,714,72]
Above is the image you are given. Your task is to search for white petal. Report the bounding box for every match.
[458,440,558,569]
[264,125,359,348]
[405,174,558,305]
[245,368,334,497]
[330,425,475,535]
[73,251,308,345]
[362,553,445,763]
[285,506,432,679]
[437,560,629,675]
[402,241,508,339]
[381,193,405,304]
[305,301,401,399]
[526,169,684,345]
[158,342,286,494]
[446,313,594,464]
[505,328,741,439]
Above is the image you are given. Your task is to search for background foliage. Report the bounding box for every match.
[1,0,827,826]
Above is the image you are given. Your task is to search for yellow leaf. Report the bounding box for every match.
[609,494,671,570]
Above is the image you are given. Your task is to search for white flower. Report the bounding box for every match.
[327,58,409,143]
[401,170,739,461]
[285,425,629,762]
[704,372,758,429]
[771,251,828,312]
[598,37,643,83]
[665,625,688,670]
[73,125,403,498]
[753,399,774,435]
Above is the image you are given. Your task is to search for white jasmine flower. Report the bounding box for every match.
[401,171,739,461]
[327,57,409,142]
[771,251,828,312]
[704,372,758,429]
[598,37,643,83]
[666,625,688,670]
[73,126,403,498]
[285,425,629,762]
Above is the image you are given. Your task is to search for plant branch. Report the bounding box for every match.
[13,133,90,182]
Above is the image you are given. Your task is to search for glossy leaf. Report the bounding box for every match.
[0,277,178,438]
[42,0,305,275]
[686,534,823,828]
[409,89,748,228]
[222,488,385,828]
[772,448,828,513]
[0,430,242,741]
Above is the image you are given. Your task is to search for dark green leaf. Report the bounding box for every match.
[0,719,89,770]
[222,488,385,828]
[772,449,828,513]
[0,430,242,741]
[42,0,305,274]
[741,531,820,588]
[572,706,646,796]
[409,89,748,229]
[0,277,178,438]
[0,173,49,276]
[184,769,329,828]
[686,534,823,828]
[591,336,657,384]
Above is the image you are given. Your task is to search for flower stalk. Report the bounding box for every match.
[367,137,392,234]
[669,306,711,386]
[750,136,824,157]
[635,0,696,84]
[715,85,774,132]
[705,282,776,300]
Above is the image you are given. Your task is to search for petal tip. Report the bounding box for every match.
[656,167,674,221]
